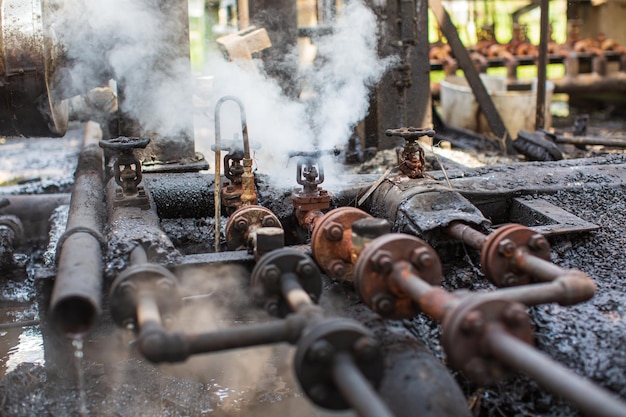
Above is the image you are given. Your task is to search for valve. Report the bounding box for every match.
[224,205,283,257]
[99,136,151,209]
[385,127,435,179]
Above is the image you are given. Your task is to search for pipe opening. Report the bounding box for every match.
[51,296,98,336]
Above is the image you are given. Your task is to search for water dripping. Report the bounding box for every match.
[71,336,88,417]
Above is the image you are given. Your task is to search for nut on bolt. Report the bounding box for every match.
[410,247,435,270]
[528,233,550,252]
[503,272,520,286]
[324,222,344,242]
[308,340,334,363]
[235,217,249,232]
[461,310,485,335]
[297,259,316,277]
[353,336,379,361]
[156,278,174,292]
[497,238,516,258]
[261,265,281,283]
[328,260,347,278]
[372,293,395,316]
[262,215,278,228]
[503,304,528,327]
[371,251,393,274]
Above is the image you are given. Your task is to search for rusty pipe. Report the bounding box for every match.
[391,261,460,322]
[446,221,487,250]
[486,325,626,417]
[481,269,596,306]
[332,352,395,417]
[513,247,573,282]
[50,122,105,335]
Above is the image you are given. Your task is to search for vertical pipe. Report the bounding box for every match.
[50,122,105,335]
[487,327,626,417]
[535,0,549,130]
[237,0,250,29]
[332,352,396,417]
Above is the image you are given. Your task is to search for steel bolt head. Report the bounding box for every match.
[262,215,278,228]
[325,222,344,242]
[503,273,520,286]
[497,239,516,258]
[297,259,316,278]
[372,293,395,315]
[262,265,281,283]
[503,304,528,327]
[528,234,550,252]
[329,260,347,278]
[235,217,249,232]
[308,340,334,363]
[308,384,329,403]
[353,337,379,361]
[371,251,393,274]
[157,278,175,293]
[461,310,485,335]
[264,300,279,316]
[410,247,435,269]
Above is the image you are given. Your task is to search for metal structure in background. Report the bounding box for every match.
[363,0,432,150]
[0,0,69,137]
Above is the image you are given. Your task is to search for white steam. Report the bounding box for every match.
[205,0,394,186]
[47,0,192,138]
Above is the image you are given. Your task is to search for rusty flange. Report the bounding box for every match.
[225,205,281,251]
[481,224,551,287]
[353,233,442,319]
[311,207,372,282]
[109,263,181,328]
[250,248,322,317]
[294,318,383,410]
[441,297,534,385]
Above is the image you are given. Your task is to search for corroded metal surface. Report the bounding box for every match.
[225,205,281,251]
[0,0,68,136]
[354,233,442,319]
[310,207,371,282]
[480,224,551,286]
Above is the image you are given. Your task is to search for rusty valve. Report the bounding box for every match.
[385,127,435,179]
[290,149,339,230]
[99,136,151,209]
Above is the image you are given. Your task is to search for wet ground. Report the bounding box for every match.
[1,116,625,417]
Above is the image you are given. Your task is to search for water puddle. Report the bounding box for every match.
[0,306,44,378]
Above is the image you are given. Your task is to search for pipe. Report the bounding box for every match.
[281,272,315,314]
[0,194,71,240]
[332,352,395,417]
[138,314,307,363]
[535,0,549,130]
[446,221,487,250]
[486,326,626,417]
[50,121,105,335]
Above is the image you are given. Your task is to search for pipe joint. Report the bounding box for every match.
[139,322,189,363]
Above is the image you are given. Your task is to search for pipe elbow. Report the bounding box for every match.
[139,323,188,363]
[556,270,596,306]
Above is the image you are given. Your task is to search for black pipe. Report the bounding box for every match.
[535,0,549,130]
[332,352,395,417]
[138,314,307,363]
[50,122,106,335]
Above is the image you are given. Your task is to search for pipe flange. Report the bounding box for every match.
[354,233,442,319]
[250,248,321,317]
[294,318,383,410]
[225,205,281,251]
[481,224,551,287]
[311,207,372,282]
[109,263,181,328]
[441,297,534,385]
